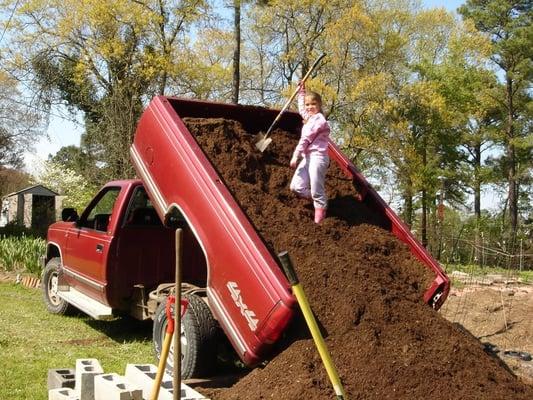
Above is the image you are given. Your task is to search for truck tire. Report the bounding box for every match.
[153,293,218,379]
[41,258,73,315]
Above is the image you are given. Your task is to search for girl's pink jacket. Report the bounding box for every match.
[293,88,331,158]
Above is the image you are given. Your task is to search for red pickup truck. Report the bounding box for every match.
[42,96,450,379]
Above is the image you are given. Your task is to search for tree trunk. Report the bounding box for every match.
[436,188,445,260]
[232,0,241,104]
[402,178,413,228]
[421,140,428,248]
[506,76,517,239]
[421,189,428,248]
[429,196,438,256]
[474,142,482,265]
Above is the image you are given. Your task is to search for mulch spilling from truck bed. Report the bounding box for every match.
[183,117,533,400]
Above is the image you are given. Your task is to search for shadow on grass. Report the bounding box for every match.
[83,316,153,344]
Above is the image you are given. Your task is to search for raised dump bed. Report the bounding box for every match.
[130,95,450,366]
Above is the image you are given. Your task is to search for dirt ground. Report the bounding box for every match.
[440,281,533,385]
[183,117,533,400]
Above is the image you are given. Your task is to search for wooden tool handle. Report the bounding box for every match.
[263,53,327,139]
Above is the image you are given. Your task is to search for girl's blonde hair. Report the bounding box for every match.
[305,91,323,109]
[305,91,322,112]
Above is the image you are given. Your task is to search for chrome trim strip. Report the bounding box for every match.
[62,266,105,292]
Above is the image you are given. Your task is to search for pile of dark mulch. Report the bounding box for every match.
[183,117,533,400]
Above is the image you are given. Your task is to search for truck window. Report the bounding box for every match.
[80,187,120,231]
[124,187,162,227]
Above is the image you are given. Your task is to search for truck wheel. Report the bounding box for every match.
[153,293,218,379]
[41,258,73,315]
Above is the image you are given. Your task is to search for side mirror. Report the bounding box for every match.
[61,208,79,222]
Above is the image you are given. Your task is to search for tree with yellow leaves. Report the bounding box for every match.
[319,2,492,249]
[0,70,43,169]
[1,0,209,181]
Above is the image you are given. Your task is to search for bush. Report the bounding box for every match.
[0,221,46,237]
[0,234,46,275]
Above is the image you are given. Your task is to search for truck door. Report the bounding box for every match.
[63,187,121,302]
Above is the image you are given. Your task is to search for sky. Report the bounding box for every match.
[424,0,464,12]
[24,0,468,175]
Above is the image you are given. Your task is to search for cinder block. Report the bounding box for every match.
[124,364,173,399]
[75,358,104,400]
[48,387,79,400]
[48,368,76,390]
[124,364,209,400]
[75,359,104,385]
[94,373,142,400]
[181,383,210,400]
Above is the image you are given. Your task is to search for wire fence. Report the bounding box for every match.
[434,226,533,365]
[438,264,533,362]
[435,235,533,271]
[439,282,533,356]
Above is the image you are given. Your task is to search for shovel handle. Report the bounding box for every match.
[301,53,327,86]
[264,53,326,138]
[280,53,326,115]
[277,250,347,400]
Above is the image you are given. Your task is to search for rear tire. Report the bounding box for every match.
[41,258,73,315]
[153,293,219,379]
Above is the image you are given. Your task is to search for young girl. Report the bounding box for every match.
[289,82,330,224]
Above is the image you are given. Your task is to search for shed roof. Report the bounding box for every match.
[3,184,59,199]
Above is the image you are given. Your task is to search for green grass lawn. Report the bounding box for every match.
[0,283,154,400]
[443,263,533,286]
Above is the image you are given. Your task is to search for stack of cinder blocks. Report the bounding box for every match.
[47,359,209,400]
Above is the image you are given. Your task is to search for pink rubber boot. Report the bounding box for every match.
[314,207,326,224]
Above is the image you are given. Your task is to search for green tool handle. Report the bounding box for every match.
[264,53,326,139]
[278,251,347,400]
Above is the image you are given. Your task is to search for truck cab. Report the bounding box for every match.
[46,180,207,309]
[44,180,221,377]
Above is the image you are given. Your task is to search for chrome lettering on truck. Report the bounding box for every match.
[227,281,259,331]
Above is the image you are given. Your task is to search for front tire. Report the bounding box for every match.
[153,293,218,379]
[41,258,73,315]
